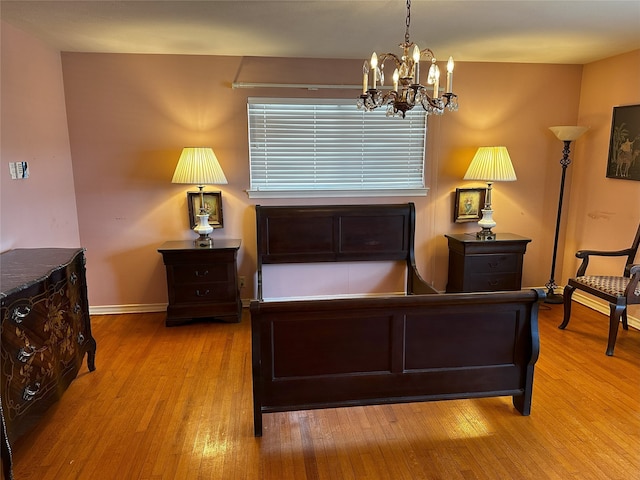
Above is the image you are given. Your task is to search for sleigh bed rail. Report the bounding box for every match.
[250,288,545,436]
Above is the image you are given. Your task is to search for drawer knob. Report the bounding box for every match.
[487,261,499,268]
[195,270,209,277]
[12,305,31,324]
[77,332,85,345]
[23,382,41,401]
[196,289,210,297]
[17,345,36,362]
[488,279,500,286]
[70,272,78,285]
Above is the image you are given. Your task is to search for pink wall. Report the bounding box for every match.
[0,22,80,251]
[564,50,640,316]
[3,23,637,308]
[60,53,589,306]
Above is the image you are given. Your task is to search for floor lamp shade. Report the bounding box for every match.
[172,147,228,247]
[463,146,517,240]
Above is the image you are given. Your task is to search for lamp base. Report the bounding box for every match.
[544,285,564,304]
[194,235,213,248]
[476,228,496,241]
[194,213,214,248]
[545,292,564,304]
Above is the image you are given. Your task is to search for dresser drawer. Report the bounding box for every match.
[172,263,230,284]
[466,254,518,274]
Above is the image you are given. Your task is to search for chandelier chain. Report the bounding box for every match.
[405,0,411,45]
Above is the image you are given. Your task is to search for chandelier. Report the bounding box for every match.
[357,0,459,118]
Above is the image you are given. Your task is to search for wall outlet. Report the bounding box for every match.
[239,276,245,289]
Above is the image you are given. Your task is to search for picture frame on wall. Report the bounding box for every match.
[187,191,223,228]
[606,104,640,181]
[453,187,486,223]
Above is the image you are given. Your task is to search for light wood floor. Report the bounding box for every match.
[9,302,640,479]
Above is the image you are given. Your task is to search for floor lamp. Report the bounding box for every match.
[545,126,588,303]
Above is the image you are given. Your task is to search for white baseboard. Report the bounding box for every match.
[89,299,252,316]
[88,294,638,330]
[572,291,639,330]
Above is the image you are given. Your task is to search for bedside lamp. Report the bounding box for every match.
[172,147,228,247]
[463,146,517,241]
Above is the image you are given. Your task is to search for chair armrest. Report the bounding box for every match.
[575,248,636,276]
[625,264,640,301]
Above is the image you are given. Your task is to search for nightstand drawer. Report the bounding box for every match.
[173,283,234,304]
[466,254,518,274]
[466,273,520,292]
[173,264,229,284]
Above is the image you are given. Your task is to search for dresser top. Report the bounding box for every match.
[1,248,84,297]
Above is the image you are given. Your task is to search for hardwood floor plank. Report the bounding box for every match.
[7,302,640,479]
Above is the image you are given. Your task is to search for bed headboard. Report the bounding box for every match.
[255,203,436,299]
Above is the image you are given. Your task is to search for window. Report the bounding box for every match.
[247,98,428,198]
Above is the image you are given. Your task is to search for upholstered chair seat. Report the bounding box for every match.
[572,275,640,298]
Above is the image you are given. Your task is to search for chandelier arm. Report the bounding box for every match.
[419,48,435,61]
[379,53,404,69]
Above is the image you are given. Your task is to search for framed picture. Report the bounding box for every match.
[606,104,640,181]
[187,191,223,229]
[453,187,486,223]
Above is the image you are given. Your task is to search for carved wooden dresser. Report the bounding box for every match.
[0,248,96,480]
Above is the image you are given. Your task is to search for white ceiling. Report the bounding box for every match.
[2,0,639,64]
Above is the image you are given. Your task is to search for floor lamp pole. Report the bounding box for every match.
[545,139,572,304]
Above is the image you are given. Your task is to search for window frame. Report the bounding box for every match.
[247,98,429,198]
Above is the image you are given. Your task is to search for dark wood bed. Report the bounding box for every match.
[250,203,544,436]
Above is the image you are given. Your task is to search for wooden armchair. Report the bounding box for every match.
[560,224,640,356]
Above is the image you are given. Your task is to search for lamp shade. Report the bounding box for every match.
[549,126,589,142]
[463,146,517,182]
[171,147,228,185]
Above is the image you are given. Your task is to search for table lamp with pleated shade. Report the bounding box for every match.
[463,146,517,240]
[172,147,228,247]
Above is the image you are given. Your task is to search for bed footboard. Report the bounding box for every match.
[250,289,544,436]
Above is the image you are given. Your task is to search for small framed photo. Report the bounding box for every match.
[606,104,640,181]
[187,191,223,229]
[454,187,486,223]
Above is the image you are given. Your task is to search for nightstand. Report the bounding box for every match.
[445,233,531,293]
[158,239,242,326]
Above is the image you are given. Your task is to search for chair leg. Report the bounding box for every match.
[559,284,576,329]
[606,304,626,356]
[622,308,629,330]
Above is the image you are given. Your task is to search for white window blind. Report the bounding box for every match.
[247,98,428,198]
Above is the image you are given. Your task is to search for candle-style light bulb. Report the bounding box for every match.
[412,45,421,84]
[433,65,440,98]
[362,61,369,94]
[446,56,454,93]
[427,61,436,85]
[393,68,399,92]
[371,52,378,88]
